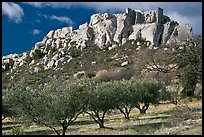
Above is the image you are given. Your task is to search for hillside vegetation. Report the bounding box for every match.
[2,36,202,135]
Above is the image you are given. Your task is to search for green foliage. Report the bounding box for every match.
[50,47,57,54]
[89,80,119,111]
[136,78,165,105]
[2,76,182,132]
[70,41,76,46]
[2,89,16,120]
[9,59,15,68]
[181,67,198,97]
[24,56,32,64]
[112,79,139,119]
[32,49,44,60]
[4,79,37,121]
[69,43,81,58]
[135,78,165,114]
[34,78,95,135]
[165,84,183,104]
[86,80,119,128]
[4,78,95,135]
[12,126,24,135]
[176,41,202,97]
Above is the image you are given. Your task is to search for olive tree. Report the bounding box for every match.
[2,89,15,120]
[113,79,140,120]
[5,78,93,135]
[135,79,165,114]
[4,80,39,121]
[34,78,93,135]
[85,80,119,128]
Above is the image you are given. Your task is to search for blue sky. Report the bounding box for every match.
[2,2,202,56]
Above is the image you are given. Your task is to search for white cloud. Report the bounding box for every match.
[22,2,76,8]
[22,2,201,14]
[31,29,41,35]
[166,12,191,25]
[37,13,48,19]
[37,13,75,26]
[166,12,202,35]
[50,15,74,26]
[36,20,41,23]
[2,2,24,23]
[23,2,202,35]
[22,2,48,8]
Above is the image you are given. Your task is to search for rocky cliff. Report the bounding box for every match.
[2,8,193,72]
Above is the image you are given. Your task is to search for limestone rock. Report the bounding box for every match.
[129,23,163,45]
[2,7,195,72]
[73,71,86,79]
[121,61,128,66]
[34,67,40,73]
[167,24,193,44]
[29,60,35,65]
[162,21,178,44]
[47,60,55,69]
[46,30,55,38]
[143,8,163,24]
[90,13,117,48]
[113,13,133,46]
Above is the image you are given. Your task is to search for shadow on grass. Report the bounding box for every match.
[24,129,58,135]
[2,125,21,131]
[154,106,202,116]
[24,127,80,135]
[107,113,171,122]
[2,121,23,125]
[135,115,170,121]
[190,107,202,112]
[115,121,169,134]
[106,116,128,121]
[72,119,96,126]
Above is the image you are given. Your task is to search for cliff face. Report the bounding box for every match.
[2,8,193,72]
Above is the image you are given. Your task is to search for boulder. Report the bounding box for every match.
[34,67,40,73]
[121,61,128,66]
[47,60,55,69]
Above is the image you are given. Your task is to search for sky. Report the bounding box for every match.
[2,2,202,56]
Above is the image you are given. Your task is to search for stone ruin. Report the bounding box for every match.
[126,7,164,24]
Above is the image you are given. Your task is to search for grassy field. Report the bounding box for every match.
[2,98,202,135]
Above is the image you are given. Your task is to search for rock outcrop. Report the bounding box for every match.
[2,7,194,71]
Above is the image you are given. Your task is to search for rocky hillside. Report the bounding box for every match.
[2,7,199,89]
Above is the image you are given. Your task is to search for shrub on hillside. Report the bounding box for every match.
[95,67,133,82]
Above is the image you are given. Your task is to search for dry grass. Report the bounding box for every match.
[2,98,202,135]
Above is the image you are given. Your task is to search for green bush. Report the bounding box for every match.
[24,56,32,64]
[165,84,183,104]
[69,45,81,58]
[112,79,140,120]
[32,49,44,60]
[135,78,165,114]
[12,126,24,135]
[85,80,118,128]
[5,78,94,135]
